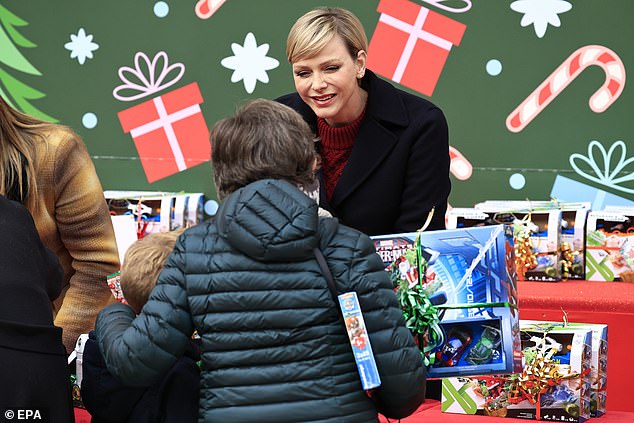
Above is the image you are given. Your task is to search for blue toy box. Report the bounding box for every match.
[372,225,523,378]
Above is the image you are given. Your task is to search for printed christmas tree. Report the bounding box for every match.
[0,3,56,122]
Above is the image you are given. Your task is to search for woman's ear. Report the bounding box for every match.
[355,50,367,79]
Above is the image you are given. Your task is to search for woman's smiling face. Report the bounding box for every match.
[292,35,367,127]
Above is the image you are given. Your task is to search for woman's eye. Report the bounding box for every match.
[295,71,310,78]
[325,66,339,72]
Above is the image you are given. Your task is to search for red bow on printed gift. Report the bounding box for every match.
[367,0,466,96]
[113,51,211,183]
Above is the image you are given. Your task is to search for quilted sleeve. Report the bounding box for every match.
[338,230,427,419]
[95,239,194,387]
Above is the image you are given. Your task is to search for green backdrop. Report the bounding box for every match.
[2,0,632,211]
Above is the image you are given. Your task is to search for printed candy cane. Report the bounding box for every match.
[449,146,473,180]
[506,45,625,133]
[195,0,227,19]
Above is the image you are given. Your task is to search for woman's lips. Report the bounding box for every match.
[312,94,335,107]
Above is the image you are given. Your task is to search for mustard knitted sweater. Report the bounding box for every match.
[30,126,120,352]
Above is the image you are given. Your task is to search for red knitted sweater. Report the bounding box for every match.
[317,109,366,200]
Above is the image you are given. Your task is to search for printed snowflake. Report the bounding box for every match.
[64,28,99,64]
[221,32,279,94]
[510,0,572,38]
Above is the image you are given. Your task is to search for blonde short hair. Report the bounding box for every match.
[286,7,368,63]
[119,230,184,314]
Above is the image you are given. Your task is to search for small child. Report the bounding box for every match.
[81,230,199,423]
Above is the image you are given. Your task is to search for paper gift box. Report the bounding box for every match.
[442,321,593,422]
[585,210,634,281]
[367,0,466,96]
[118,82,211,183]
[372,225,522,378]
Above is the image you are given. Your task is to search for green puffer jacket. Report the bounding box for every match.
[96,179,426,423]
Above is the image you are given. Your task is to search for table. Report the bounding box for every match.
[379,400,634,423]
[518,279,634,412]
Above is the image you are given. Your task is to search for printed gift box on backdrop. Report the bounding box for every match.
[372,225,522,379]
[442,321,593,422]
[551,140,634,209]
[113,51,211,183]
[367,0,466,96]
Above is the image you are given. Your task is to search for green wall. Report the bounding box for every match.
[2,0,632,211]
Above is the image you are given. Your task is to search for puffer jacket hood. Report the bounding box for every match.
[215,179,319,261]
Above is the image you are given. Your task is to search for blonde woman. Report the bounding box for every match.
[277,7,451,236]
[0,95,119,352]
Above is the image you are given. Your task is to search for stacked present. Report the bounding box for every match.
[585,207,634,282]
[104,190,205,264]
[447,201,591,281]
[441,320,605,422]
[372,225,523,378]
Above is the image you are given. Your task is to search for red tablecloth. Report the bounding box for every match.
[379,400,634,423]
[518,279,634,412]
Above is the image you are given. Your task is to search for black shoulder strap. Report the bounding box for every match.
[313,247,339,304]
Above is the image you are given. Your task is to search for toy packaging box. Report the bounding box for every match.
[372,225,522,379]
[586,209,634,281]
[523,321,608,417]
[442,321,593,422]
[474,201,590,280]
[471,202,563,281]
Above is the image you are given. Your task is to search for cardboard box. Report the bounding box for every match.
[372,225,522,378]
[586,210,634,281]
[523,321,607,417]
[104,190,205,239]
[472,201,590,280]
[442,322,593,422]
[448,205,563,281]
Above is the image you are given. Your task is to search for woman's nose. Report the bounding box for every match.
[311,73,327,90]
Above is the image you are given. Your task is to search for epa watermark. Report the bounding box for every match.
[2,408,47,421]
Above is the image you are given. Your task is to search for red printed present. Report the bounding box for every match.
[114,52,211,183]
[367,0,466,96]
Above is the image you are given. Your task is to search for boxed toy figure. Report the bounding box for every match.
[372,225,522,378]
[442,322,593,422]
[474,201,590,280]
[586,209,634,281]
[471,203,563,281]
[523,321,607,417]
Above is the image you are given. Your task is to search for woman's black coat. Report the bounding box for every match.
[277,69,451,236]
[0,195,73,422]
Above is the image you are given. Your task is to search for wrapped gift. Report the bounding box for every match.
[442,321,593,422]
[367,0,466,96]
[372,225,522,378]
[585,210,634,281]
[524,321,608,417]
[114,51,211,183]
